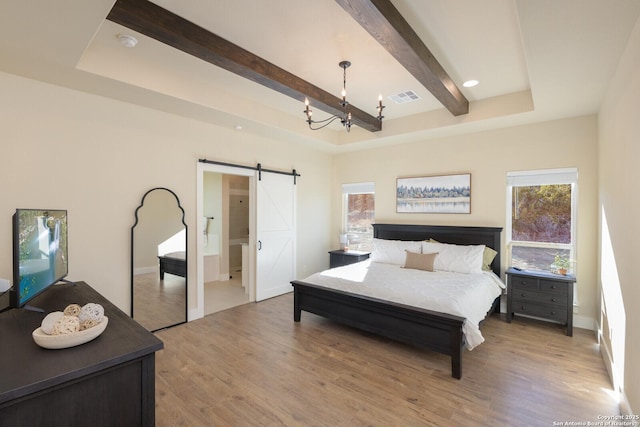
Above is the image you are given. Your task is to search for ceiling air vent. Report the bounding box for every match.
[388,90,421,104]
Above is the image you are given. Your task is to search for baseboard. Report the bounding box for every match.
[134,266,157,276]
[599,329,616,389]
[573,314,596,331]
[620,391,634,415]
[188,307,201,323]
[597,327,635,416]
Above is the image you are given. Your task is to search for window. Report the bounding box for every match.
[342,182,375,251]
[506,169,578,273]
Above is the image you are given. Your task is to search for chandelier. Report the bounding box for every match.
[303,61,385,132]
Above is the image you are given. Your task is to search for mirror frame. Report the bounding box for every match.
[131,187,188,331]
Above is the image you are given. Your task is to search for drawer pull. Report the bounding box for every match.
[520,281,527,285]
[551,311,556,315]
[521,293,527,297]
[551,285,557,289]
[551,298,556,302]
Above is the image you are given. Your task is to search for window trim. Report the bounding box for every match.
[342,182,375,251]
[505,168,578,272]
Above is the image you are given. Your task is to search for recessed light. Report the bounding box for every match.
[463,80,479,88]
[117,34,138,48]
[234,125,243,131]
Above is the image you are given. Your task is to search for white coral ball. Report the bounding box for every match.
[53,315,80,335]
[41,311,64,335]
[79,303,104,323]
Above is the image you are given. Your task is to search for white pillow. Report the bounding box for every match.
[370,238,422,265]
[421,241,485,274]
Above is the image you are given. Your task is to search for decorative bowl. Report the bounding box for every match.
[32,317,109,349]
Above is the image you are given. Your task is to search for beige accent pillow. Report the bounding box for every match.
[482,246,498,271]
[403,250,438,272]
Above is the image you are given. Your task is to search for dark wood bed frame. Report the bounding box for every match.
[158,253,186,280]
[291,223,502,379]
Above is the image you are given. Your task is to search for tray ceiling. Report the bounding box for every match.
[1,0,638,151]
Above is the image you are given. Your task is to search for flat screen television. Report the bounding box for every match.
[10,209,69,309]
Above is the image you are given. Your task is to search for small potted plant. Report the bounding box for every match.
[554,254,571,275]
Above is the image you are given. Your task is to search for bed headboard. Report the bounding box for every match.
[372,223,503,276]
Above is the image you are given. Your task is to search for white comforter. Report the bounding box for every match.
[301,260,505,350]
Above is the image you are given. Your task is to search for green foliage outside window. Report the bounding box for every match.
[512,184,571,244]
[511,184,573,272]
[346,193,375,251]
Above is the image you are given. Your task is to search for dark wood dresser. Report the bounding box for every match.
[506,267,576,336]
[329,250,370,268]
[0,281,163,426]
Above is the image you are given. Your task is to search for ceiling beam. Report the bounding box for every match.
[107,0,382,132]
[335,0,469,116]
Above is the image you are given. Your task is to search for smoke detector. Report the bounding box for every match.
[117,34,138,48]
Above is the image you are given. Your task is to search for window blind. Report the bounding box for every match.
[507,168,577,186]
[342,182,375,194]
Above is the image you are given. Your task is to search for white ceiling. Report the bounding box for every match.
[1,0,639,152]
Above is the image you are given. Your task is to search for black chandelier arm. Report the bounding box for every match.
[307,115,344,130]
[302,60,381,133]
[308,115,342,124]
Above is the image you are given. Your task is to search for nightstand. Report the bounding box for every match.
[506,267,576,336]
[329,250,370,268]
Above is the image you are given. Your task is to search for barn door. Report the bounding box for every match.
[256,172,296,301]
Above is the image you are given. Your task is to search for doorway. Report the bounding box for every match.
[203,173,250,315]
[195,163,255,320]
[194,161,297,321]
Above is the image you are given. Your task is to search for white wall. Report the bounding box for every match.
[333,115,600,327]
[598,15,640,415]
[0,71,332,313]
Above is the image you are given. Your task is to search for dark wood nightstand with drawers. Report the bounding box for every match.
[506,267,576,336]
[329,250,370,268]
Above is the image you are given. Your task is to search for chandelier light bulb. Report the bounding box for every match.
[376,93,385,120]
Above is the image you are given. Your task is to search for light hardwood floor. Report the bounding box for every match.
[154,293,618,426]
[204,274,250,316]
[133,272,186,331]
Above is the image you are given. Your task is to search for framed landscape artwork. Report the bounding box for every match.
[396,173,471,214]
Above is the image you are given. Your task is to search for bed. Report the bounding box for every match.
[158,251,186,279]
[291,223,503,379]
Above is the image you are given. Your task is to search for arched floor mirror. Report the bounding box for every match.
[131,187,187,331]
